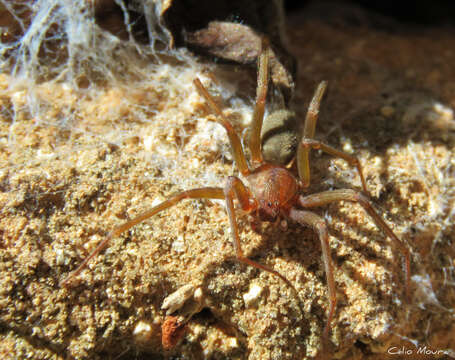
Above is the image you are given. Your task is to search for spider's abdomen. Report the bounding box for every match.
[247,164,299,221]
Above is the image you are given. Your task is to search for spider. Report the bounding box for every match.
[60,38,411,340]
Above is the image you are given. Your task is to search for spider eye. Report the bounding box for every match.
[267,201,272,207]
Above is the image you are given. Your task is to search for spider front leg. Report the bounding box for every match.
[296,81,327,187]
[60,187,225,287]
[298,189,411,299]
[298,139,369,195]
[193,78,250,176]
[288,208,337,341]
[297,81,369,195]
[224,176,293,289]
[249,37,270,165]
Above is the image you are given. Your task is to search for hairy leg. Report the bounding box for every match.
[296,81,327,186]
[298,138,369,194]
[249,37,270,165]
[60,187,224,286]
[288,208,337,340]
[193,78,250,176]
[299,189,411,299]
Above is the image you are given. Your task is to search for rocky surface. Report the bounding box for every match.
[0,1,454,359]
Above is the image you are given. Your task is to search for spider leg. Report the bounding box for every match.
[249,37,270,165]
[60,187,224,287]
[298,138,369,194]
[303,81,328,140]
[193,78,250,176]
[224,176,294,289]
[298,189,411,300]
[296,81,327,187]
[297,81,369,194]
[288,208,336,340]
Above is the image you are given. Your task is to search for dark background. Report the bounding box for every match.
[285,0,455,25]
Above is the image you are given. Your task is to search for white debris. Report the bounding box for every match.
[162,284,201,315]
[243,283,264,308]
[133,320,153,343]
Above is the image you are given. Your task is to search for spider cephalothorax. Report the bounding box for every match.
[247,164,300,222]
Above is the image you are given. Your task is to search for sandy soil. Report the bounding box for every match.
[0,2,454,359]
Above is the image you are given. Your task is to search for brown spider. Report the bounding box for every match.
[60,39,411,340]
